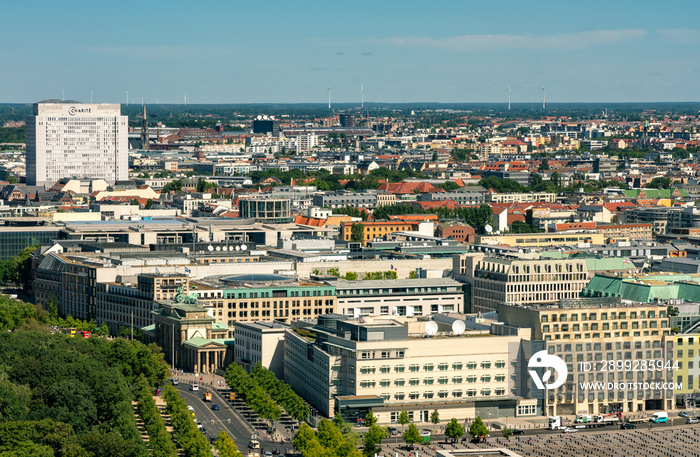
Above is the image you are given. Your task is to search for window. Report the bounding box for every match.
[409,392,420,400]
[438,391,448,398]
[438,377,449,384]
[424,378,434,385]
[481,388,491,396]
[360,367,375,374]
[409,364,420,372]
[466,375,477,383]
[381,351,390,358]
[409,378,420,386]
[517,404,536,416]
[453,362,463,370]
[380,365,390,373]
[438,363,449,371]
[481,362,491,369]
[467,389,477,397]
[453,376,463,384]
[424,363,434,371]
[453,390,463,397]
[481,375,491,383]
[495,360,506,368]
[423,392,434,399]
[466,362,477,369]
[495,374,506,382]
[380,380,391,387]
[394,393,405,400]
[495,388,506,395]
[395,365,405,373]
[395,379,405,386]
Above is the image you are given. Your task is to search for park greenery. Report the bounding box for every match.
[468,416,490,443]
[250,362,310,422]
[0,294,171,456]
[331,206,370,221]
[162,384,213,457]
[135,377,178,456]
[372,204,494,234]
[0,245,38,290]
[293,420,362,457]
[214,430,244,457]
[402,423,422,447]
[225,363,281,424]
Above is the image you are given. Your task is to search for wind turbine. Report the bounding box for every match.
[328,86,331,109]
[505,85,511,110]
[126,90,129,106]
[62,90,64,102]
[361,84,364,108]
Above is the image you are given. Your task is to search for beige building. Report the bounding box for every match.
[233,321,289,378]
[454,253,590,314]
[476,231,605,248]
[499,302,674,416]
[284,314,534,422]
[485,192,556,204]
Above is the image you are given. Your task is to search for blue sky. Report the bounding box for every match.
[3,0,700,104]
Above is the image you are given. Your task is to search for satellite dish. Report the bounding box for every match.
[228,246,234,251]
[207,245,214,252]
[235,245,241,251]
[241,244,248,251]
[485,224,493,233]
[425,321,438,336]
[452,320,466,335]
[215,246,221,251]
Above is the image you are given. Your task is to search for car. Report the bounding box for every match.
[190,384,199,391]
[679,411,690,418]
[563,427,578,433]
[212,404,219,411]
[387,427,398,436]
[188,406,195,413]
[512,429,525,435]
[419,430,431,437]
[197,421,203,429]
[687,418,699,424]
[201,427,207,434]
[620,423,637,429]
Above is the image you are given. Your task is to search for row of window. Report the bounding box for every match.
[359,361,506,370]
[385,388,507,401]
[542,310,664,322]
[362,374,507,387]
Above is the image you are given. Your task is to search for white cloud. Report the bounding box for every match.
[378,29,647,51]
[659,28,700,44]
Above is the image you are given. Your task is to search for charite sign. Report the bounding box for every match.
[68,106,92,115]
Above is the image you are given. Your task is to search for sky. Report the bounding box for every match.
[2,0,700,104]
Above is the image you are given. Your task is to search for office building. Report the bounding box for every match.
[499,302,673,415]
[26,102,128,186]
[283,314,533,421]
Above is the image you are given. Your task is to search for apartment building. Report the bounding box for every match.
[476,231,605,248]
[673,334,700,404]
[499,302,673,416]
[333,278,463,317]
[284,314,534,421]
[485,192,556,204]
[454,253,590,314]
[190,274,337,337]
[340,221,418,245]
[595,224,653,241]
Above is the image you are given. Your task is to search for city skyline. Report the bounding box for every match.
[2,0,700,104]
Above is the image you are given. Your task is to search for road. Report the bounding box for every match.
[175,381,293,453]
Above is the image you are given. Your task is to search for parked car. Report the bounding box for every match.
[190,384,199,391]
[687,418,699,424]
[419,430,431,437]
[620,423,637,429]
[563,427,578,433]
[512,429,525,435]
[212,404,219,411]
[679,411,690,418]
[388,427,399,436]
[187,406,195,413]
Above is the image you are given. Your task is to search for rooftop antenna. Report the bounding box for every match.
[328,86,331,109]
[361,83,364,108]
[90,91,93,103]
[62,90,64,102]
[126,90,129,106]
[542,86,545,110]
[506,85,511,110]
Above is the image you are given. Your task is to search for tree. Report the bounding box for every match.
[144,199,153,210]
[215,431,243,457]
[430,410,440,425]
[350,223,365,243]
[343,272,358,281]
[538,158,550,171]
[468,417,489,443]
[362,425,387,457]
[363,410,377,427]
[444,418,464,443]
[402,423,421,448]
[407,271,417,279]
[397,410,410,429]
[646,177,671,189]
[502,427,513,440]
[667,305,679,316]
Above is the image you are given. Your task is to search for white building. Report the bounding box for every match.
[26,102,128,186]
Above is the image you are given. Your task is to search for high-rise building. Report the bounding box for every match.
[26,102,128,186]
